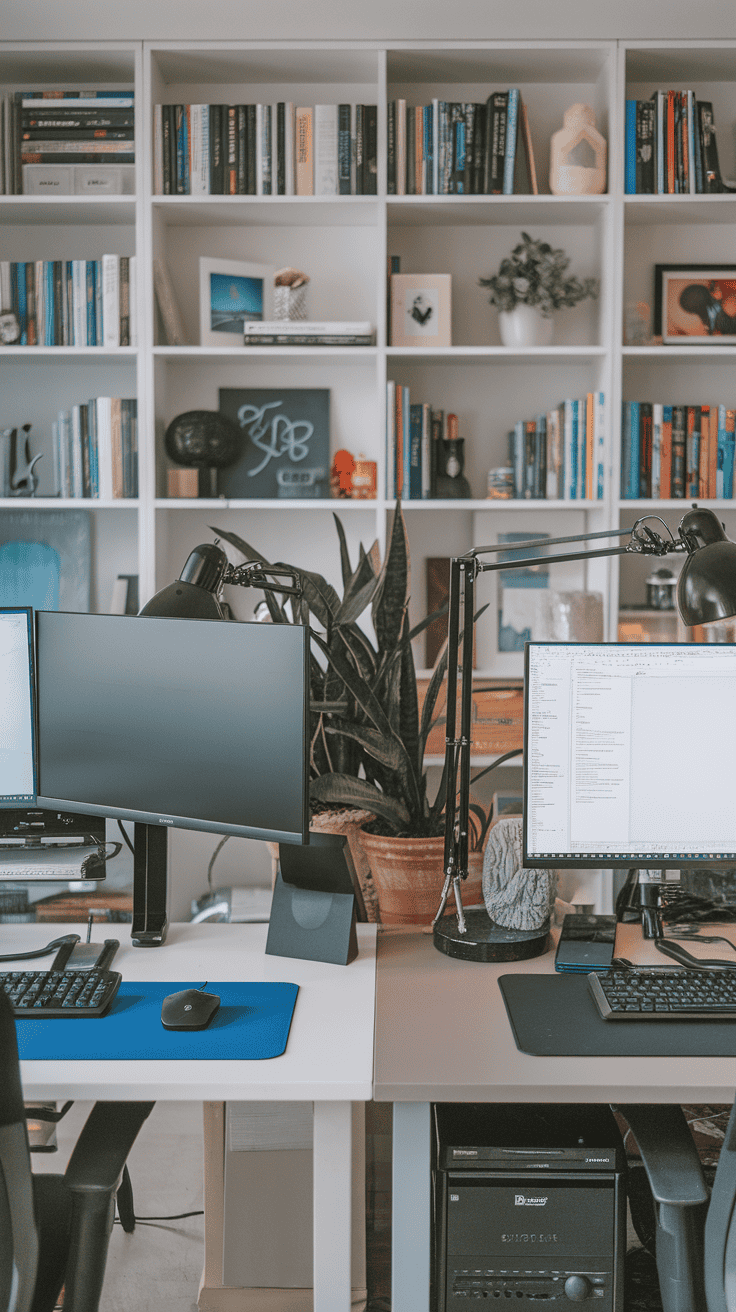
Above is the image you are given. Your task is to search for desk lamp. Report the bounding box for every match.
[433,507,736,961]
[139,542,300,618]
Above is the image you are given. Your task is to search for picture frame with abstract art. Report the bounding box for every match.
[199,258,274,347]
[389,273,452,347]
[0,510,91,612]
[217,388,330,499]
[654,264,736,344]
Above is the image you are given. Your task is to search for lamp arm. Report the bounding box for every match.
[433,521,687,936]
[222,562,302,598]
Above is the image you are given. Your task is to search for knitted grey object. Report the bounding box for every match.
[482,817,557,930]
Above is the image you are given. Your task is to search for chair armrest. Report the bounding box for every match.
[614,1104,708,1312]
[64,1101,154,1194]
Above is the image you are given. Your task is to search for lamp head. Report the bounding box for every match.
[677,508,736,626]
[139,543,228,619]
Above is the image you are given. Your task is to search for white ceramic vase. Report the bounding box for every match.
[498,304,554,347]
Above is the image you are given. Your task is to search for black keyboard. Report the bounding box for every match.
[1,968,122,1017]
[588,967,736,1020]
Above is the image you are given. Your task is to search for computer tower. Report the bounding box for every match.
[433,1103,626,1309]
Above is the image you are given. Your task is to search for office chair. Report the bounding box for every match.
[0,989,154,1312]
[617,1100,736,1312]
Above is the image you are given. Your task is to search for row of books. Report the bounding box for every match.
[1,90,135,195]
[51,397,138,499]
[385,385,449,499]
[153,103,378,196]
[0,255,135,348]
[509,394,606,501]
[624,93,726,194]
[621,401,736,500]
[387,92,537,195]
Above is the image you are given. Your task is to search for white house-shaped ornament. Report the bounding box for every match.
[549,103,607,195]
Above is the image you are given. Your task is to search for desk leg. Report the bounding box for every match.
[313,1100,352,1312]
[392,1102,431,1312]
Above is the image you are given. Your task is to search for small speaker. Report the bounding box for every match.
[265,832,359,966]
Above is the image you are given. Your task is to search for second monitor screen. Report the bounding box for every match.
[36,611,309,843]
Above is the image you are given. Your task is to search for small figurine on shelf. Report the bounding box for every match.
[8,425,42,496]
[549,104,607,196]
[273,268,310,321]
[435,414,471,499]
[331,449,355,497]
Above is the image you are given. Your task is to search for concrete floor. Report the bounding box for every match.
[34,1100,205,1312]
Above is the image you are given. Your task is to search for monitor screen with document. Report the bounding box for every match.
[0,607,36,807]
[524,641,736,869]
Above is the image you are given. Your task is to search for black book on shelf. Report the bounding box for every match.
[463,103,475,194]
[404,102,413,195]
[246,105,256,194]
[484,91,507,194]
[386,100,396,195]
[363,104,377,195]
[698,101,723,193]
[355,103,365,195]
[276,102,286,195]
[236,105,247,194]
[209,105,222,194]
[635,99,655,194]
[472,102,486,194]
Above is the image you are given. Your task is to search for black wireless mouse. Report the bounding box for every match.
[161,987,221,1031]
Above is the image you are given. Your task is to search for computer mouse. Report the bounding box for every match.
[161,987,221,1031]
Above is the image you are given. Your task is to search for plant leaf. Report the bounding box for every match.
[325,721,406,773]
[332,513,353,590]
[310,772,410,829]
[311,628,395,739]
[372,502,410,654]
[336,575,380,627]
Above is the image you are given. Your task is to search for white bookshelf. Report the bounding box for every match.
[1,37,735,670]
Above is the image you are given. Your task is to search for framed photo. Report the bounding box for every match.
[218,387,330,499]
[199,258,274,347]
[390,273,452,347]
[654,264,736,344]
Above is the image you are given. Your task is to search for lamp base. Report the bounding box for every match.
[433,908,550,962]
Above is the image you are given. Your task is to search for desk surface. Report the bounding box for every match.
[373,923,736,1104]
[2,922,376,1102]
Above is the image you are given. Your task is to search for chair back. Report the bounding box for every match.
[0,989,39,1312]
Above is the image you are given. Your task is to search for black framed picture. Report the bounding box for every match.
[217,388,330,499]
[654,264,736,343]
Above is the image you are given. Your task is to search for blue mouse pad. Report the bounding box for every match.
[15,982,299,1061]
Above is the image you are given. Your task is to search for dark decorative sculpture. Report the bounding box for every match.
[164,410,241,498]
[6,424,42,496]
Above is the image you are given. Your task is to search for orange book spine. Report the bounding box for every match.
[660,409,672,499]
[585,392,594,499]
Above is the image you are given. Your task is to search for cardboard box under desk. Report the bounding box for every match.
[417,678,524,756]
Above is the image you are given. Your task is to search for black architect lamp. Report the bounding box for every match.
[433,506,736,962]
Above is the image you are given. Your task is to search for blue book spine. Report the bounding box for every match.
[503,89,519,195]
[16,262,27,344]
[629,402,641,498]
[576,399,586,499]
[625,100,637,193]
[86,260,96,347]
[725,413,736,499]
[87,400,99,498]
[717,403,727,499]
[596,391,605,500]
[454,109,465,194]
[569,403,578,499]
[402,386,411,498]
[409,404,422,499]
[424,104,433,195]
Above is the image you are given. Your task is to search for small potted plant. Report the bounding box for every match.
[479,231,599,347]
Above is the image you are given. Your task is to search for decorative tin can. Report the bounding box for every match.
[351,455,377,499]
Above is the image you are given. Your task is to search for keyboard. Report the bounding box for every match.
[588,967,736,1020]
[1,968,122,1017]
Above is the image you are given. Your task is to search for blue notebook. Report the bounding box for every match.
[15,981,299,1061]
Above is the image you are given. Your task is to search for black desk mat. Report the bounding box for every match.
[499,973,736,1057]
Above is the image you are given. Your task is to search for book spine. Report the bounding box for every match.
[724,409,736,498]
[717,403,727,499]
[175,104,188,194]
[111,397,123,498]
[625,100,637,193]
[511,420,525,498]
[686,89,696,195]
[563,399,575,499]
[236,105,247,195]
[395,99,406,196]
[430,409,443,498]
[70,405,84,497]
[423,103,434,196]
[314,103,338,196]
[338,103,352,195]
[22,126,134,142]
[119,255,130,346]
[276,102,286,195]
[15,261,27,344]
[706,404,718,498]
[463,103,474,195]
[102,253,119,348]
[25,260,36,345]
[585,392,594,499]
[87,399,98,498]
[440,102,452,195]
[699,101,722,192]
[686,405,699,497]
[693,98,704,193]
[660,405,672,499]
[698,405,709,498]
[502,89,519,196]
[295,107,313,196]
[402,386,411,498]
[523,420,535,499]
[629,402,641,498]
[549,408,564,499]
[639,401,652,497]
[671,405,686,496]
[386,100,396,195]
[638,100,655,193]
[409,403,422,499]
[594,392,605,500]
[355,103,365,195]
[651,402,662,498]
[84,259,95,347]
[386,381,396,500]
[451,103,464,194]
[153,104,163,194]
[96,396,113,500]
[364,104,377,195]
[420,403,432,499]
[208,105,221,193]
[533,414,546,499]
[79,401,90,497]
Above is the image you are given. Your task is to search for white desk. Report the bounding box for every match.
[3,921,377,1312]
[374,924,736,1312]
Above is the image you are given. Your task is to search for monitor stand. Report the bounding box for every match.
[131,823,169,947]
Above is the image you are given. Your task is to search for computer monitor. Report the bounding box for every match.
[0,607,36,807]
[524,641,736,871]
[35,611,310,944]
[35,610,309,844]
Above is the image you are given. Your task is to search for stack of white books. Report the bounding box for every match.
[243,320,374,345]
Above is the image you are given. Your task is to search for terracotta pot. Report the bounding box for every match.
[266,807,378,922]
[357,831,484,926]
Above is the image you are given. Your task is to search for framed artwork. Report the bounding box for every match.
[390,273,452,347]
[199,258,274,346]
[0,510,91,611]
[218,388,330,499]
[654,264,736,344]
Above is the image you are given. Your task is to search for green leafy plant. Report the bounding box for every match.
[210,504,453,837]
[479,231,599,318]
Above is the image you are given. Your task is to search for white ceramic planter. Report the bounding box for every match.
[498,304,554,347]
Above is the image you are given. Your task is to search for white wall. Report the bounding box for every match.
[4,0,733,42]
